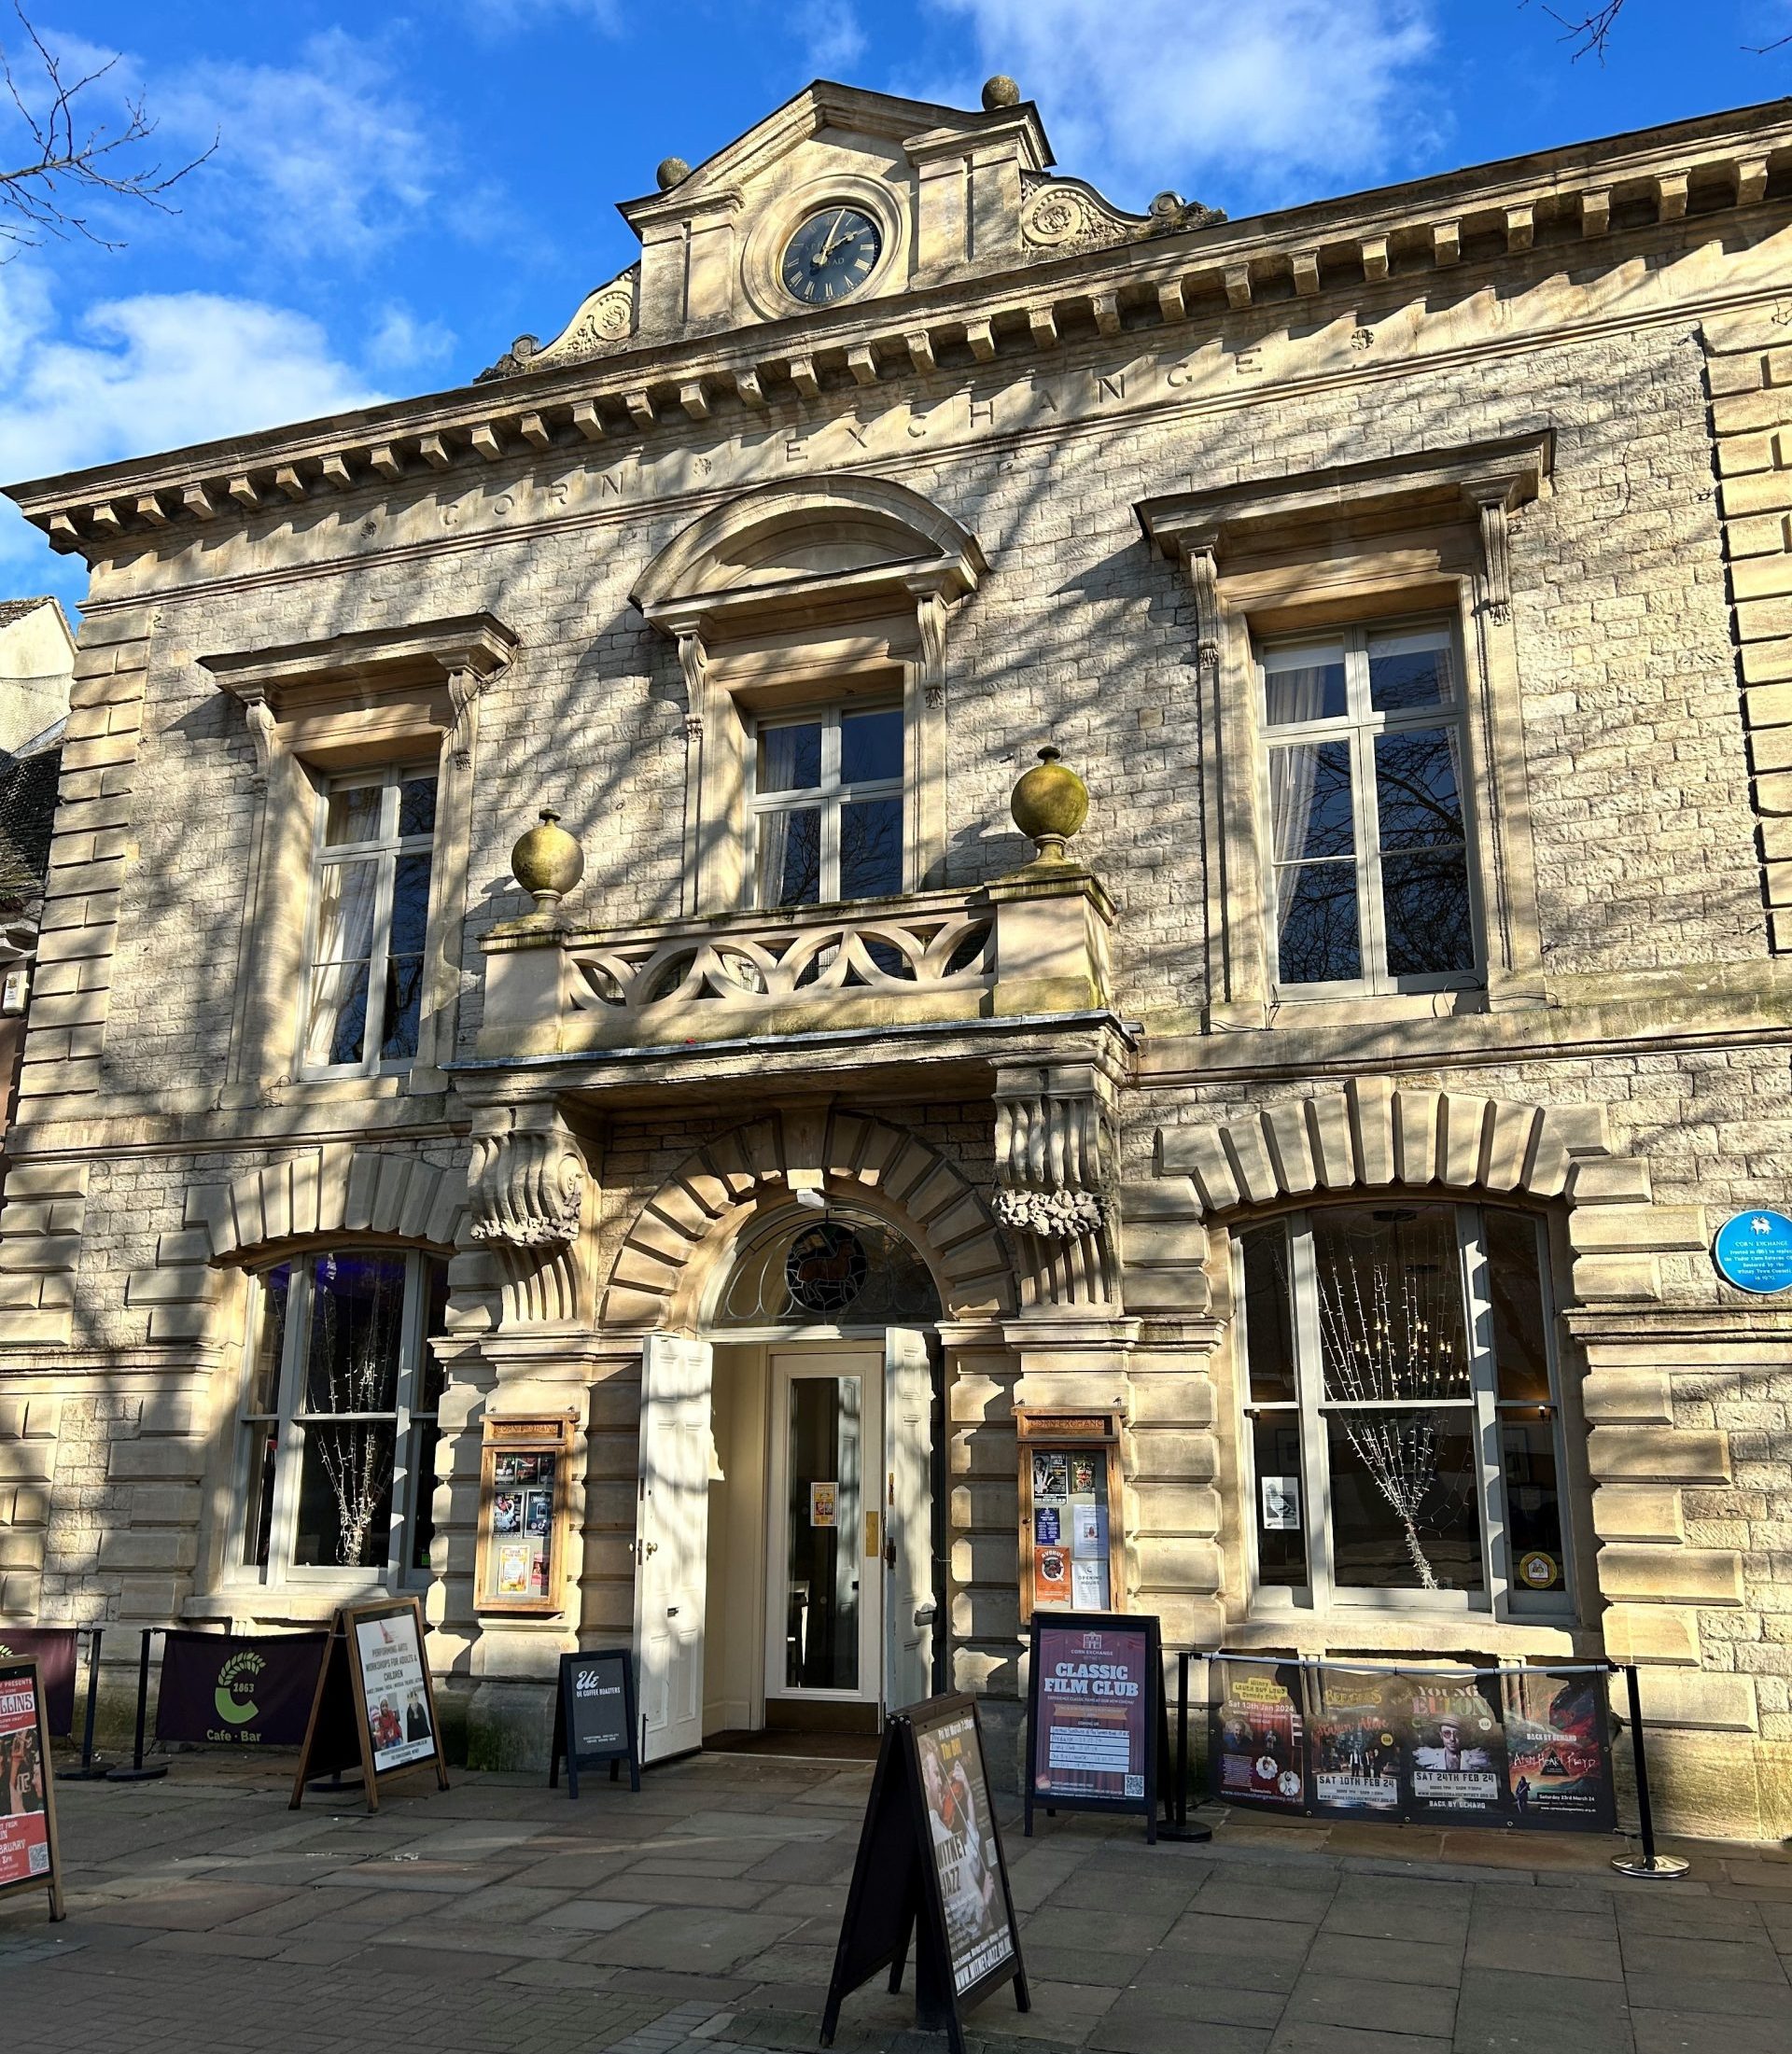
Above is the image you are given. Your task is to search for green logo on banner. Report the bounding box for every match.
[215,1650,264,1726]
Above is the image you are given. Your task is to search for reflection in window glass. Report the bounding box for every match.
[840,798,903,899]
[1263,647,1349,724]
[785,1375,861,1690]
[757,805,822,906]
[839,707,902,784]
[760,722,823,794]
[1325,1408,1484,1591]
[1312,1206,1469,1404]
[753,703,903,906]
[1368,634,1456,713]
[1241,1224,1296,1404]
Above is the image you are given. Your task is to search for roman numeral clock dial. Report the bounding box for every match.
[779,205,883,306]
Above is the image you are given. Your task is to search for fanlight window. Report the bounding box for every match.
[712,1213,941,1327]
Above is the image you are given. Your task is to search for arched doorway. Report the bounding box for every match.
[635,1202,946,1760]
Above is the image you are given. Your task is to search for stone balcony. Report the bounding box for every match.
[476,863,1115,1060]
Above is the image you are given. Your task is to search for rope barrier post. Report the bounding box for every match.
[63,1627,108,1781]
[1611,1662,1687,1879]
[105,1628,168,1782]
[1157,1648,1211,1845]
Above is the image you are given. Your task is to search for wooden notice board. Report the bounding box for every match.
[289,1595,450,1812]
[475,1414,575,1616]
[1015,1408,1127,1624]
[0,1656,63,1921]
[820,1693,1028,2054]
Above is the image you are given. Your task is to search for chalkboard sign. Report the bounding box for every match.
[0,1656,63,1921]
[1024,1611,1161,1841]
[549,1648,640,1796]
[288,1597,450,1813]
[821,1695,1027,2054]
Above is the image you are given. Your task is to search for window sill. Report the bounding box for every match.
[1227,1607,1584,1664]
[187,1579,424,1628]
[1265,985,1488,1029]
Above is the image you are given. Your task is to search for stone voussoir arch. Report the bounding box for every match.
[601,1110,1012,1332]
[1155,1076,1707,1308]
[190,1142,468,1266]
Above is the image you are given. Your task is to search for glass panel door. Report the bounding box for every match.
[766,1351,881,1704]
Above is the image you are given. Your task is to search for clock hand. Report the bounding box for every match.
[811,209,853,267]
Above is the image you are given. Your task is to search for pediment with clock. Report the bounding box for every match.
[480,77,1225,378]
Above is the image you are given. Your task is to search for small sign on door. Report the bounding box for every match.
[810,1481,838,1528]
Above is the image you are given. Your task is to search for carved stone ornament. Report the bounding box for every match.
[992,1185,1109,1238]
[480,268,638,379]
[469,1114,586,1248]
[242,690,276,789]
[1020,175,1225,260]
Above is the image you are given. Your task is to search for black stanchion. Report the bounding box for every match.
[62,1627,108,1781]
[105,1628,168,1782]
[1611,1662,1687,1879]
[1157,1650,1212,1845]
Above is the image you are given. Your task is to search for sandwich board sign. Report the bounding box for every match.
[549,1648,640,1796]
[820,1694,1028,2054]
[289,1596,449,1812]
[0,1656,64,1921]
[1024,1611,1163,1842]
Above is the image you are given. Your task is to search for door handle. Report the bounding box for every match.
[642,1540,658,1558]
[666,1605,679,1616]
[913,1602,937,1626]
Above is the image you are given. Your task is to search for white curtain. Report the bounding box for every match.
[303,859,379,1068]
[1266,662,1336,929]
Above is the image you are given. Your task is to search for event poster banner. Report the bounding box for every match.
[154,1629,328,1747]
[1209,1658,1306,1813]
[353,1610,436,1774]
[1309,1670,1407,1816]
[0,1628,77,1739]
[0,1666,50,1892]
[1207,1660,1617,1833]
[1031,1620,1149,1805]
[1407,1673,1507,1824]
[915,1704,1015,1997]
[1502,1668,1617,1831]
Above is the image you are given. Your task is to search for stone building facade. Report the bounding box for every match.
[2,77,1790,1837]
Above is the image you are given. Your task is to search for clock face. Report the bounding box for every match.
[780,206,883,306]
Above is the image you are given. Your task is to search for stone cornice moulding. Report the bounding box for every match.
[9,102,1789,561]
[199,611,519,710]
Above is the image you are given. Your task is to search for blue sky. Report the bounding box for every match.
[2,0,1788,602]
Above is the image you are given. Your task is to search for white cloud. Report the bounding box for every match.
[459,0,624,30]
[796,0,868,75]
[929,0,1436,207]
[366,304,456,377]
[0,267,380,583]
[156,31,439,264]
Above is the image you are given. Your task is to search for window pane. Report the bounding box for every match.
[839,707,902,785]
[1380,848,1475,977]
[1368,634,1455,713]
[294,1419,395,1569]
[1252,1413,1309,1587]
[1270,740,1355,859]
[302,1252,407,1418]
[247,1263,290,1416]
[387,853,433,958]
[1501,1415,1567,1596]
[1312,1205,1470,1402]
[1263,648,1348,724]
[1274,862,1361,985]
[785,1375,861,1690]
[312,859,380,959]
[241,1423,279,1570]
[304,961,371,1069]
[381,953,425,1062]
[758,805,821,905]
[1486,1209,1552,1402]
[1326,1408,1485,1591]
[840,797,903,899]
[760,722,823,794]
[1374,729,1463,849]
[409,1420,441,1572]
[398,775,438,837]
[1240,1224,1296,1404]
[324,785,383,846]
[418,1263,448,1411]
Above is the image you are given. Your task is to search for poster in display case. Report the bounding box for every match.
[1015,1409,1127,1623]
[475,1414,575,1615]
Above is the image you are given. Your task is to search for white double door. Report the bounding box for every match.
[635,1329,933,1763]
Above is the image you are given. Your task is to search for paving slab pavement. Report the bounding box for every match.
[0,1750,1786,2054]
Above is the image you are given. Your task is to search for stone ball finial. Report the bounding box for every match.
[981,74,1021,111]
[656,156,691,191]
[1010,746,1089,862]
[511,806,584,914]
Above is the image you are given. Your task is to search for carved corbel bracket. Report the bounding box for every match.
[241,686,277,791]
[468,1105,588,1249]
[1184,543,1223,678]
[915,587,948,708]
[1468,485,1516,625]
[992,1062,1120,1302]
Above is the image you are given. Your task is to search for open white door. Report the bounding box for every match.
[883,1327,936,1715]
[634,1332,713,1764]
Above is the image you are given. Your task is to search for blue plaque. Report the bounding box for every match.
[1713,1209,1792,1293]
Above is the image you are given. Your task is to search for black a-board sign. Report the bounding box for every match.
[1025,1610,1163,1842]
[820,1694,1028,2054]
[549,1648,640,1796]
[0,1656,64,1922]
[289,1596,450,1813]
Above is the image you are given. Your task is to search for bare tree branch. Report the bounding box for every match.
[1525,0,1792,63]
[0,3,213,256]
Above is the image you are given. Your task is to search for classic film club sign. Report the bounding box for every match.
[1025,1613,1163,1842]
[822,1694,1029,2054]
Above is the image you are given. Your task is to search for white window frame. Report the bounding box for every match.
[298,764,439,1081]
[750,700,905,907]
[1237,1205,1572,1622]
[231,1249,443,1591]
[1257,618,1481,1000]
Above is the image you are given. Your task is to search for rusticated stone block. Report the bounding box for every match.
[1596,1543,1743,1605]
